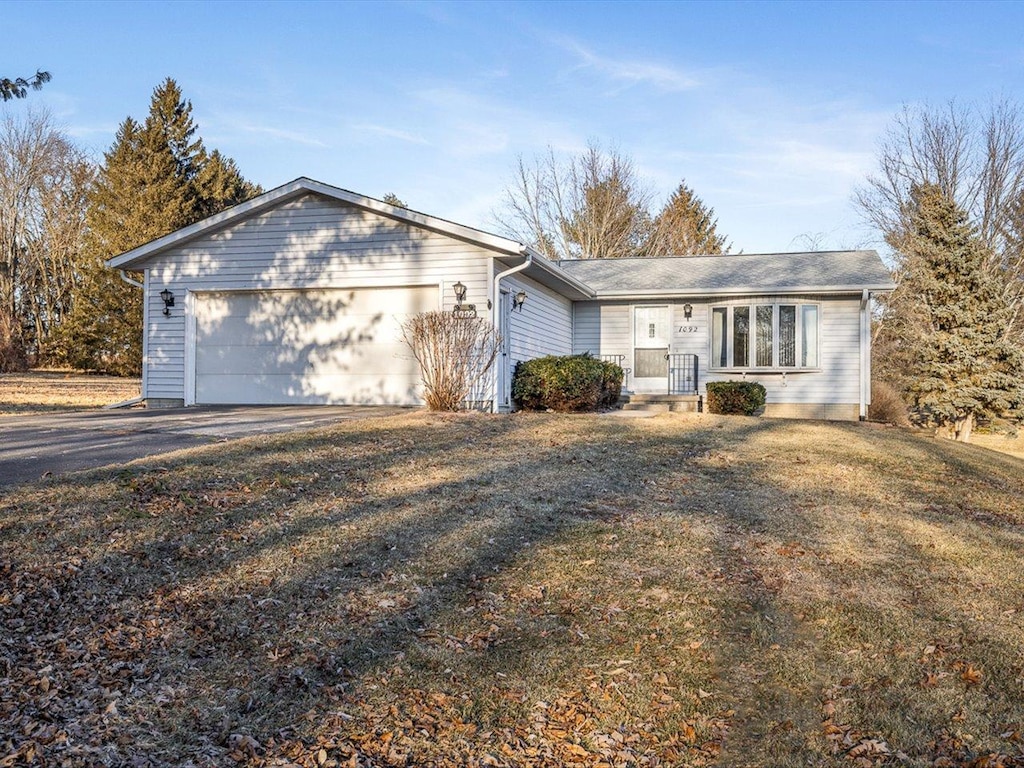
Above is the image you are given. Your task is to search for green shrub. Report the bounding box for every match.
[513,354,623,412]
[706,381,767,416]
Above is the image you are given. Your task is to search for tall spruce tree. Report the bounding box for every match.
[898,183,1024,442]
[647,182,730,255]
[55,79,260,374]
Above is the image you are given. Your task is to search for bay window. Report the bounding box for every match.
[710,303,820,369]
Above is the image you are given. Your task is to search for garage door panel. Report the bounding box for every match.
[194,286,435,405]
[196,315,397,347]
[196,373,422,405]
[196,341,414,376]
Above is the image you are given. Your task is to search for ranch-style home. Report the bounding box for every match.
[107,177,895,420]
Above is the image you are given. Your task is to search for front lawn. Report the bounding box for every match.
[1,412,1022,766]
[0,370,141,415]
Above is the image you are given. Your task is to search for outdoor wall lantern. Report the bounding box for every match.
[452,281,467,303]
[160,288,175,316]
[512,290,528,312]
[683,303,693,320]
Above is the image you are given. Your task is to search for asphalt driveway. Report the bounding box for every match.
[0,405,407,489]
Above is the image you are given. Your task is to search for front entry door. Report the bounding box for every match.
[633,306,669,393]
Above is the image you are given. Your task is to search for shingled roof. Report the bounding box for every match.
[557,250,894,297]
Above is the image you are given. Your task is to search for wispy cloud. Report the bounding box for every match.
[556,37,700,92]
[235,123,330,148]
[412,86,585,157]
[352,123,430,145]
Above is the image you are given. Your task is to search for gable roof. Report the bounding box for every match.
[557,250,895,297]
[107,176,596,300]
[106,177,892,300]
[107,176,537,269]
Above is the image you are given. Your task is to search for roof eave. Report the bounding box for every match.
[523,247,597,299]
[107,176,530,270]
[589,283,896,299]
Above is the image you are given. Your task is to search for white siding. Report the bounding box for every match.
[701,295,861,405]
[570,296,863,406]
[143,193,493,401]
[502,272,573,363]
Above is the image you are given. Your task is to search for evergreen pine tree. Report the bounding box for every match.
[902,183,1024,441]
[648,182,730,255]
[54,79,260,374]
[194,149,262,219]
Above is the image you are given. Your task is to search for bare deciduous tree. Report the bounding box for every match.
[0,109,93,368]
[856,99,1024,342]
[493,142,654,260]
[401,311,502,411]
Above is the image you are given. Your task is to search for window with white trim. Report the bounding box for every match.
[710,303,819,369]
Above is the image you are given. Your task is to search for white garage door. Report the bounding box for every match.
[193,286,437,405]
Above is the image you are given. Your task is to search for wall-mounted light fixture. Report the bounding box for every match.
[683,303,693,320]
[160,288,175,317]
[452,281,467,304]
[512,290,528,312]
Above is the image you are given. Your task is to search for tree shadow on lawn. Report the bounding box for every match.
[2,413,1022,766]
[691,420,1024,765]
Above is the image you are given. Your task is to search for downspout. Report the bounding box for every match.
[859,289,870,421]
[491,247,534,413]
[118,270,144,289]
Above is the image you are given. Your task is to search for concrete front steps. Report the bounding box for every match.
[619,393,703,413]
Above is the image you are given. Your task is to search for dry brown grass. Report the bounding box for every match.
[971,431,1024,460]
[1,412,1022,767]
[0,370,141,415]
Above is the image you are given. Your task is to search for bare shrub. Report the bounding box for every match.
[869,380,910,426]
[401,311,501,411]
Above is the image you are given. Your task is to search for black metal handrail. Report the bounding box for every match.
[666,353,698,394]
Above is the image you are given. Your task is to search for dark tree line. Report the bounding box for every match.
[0,78,260,374]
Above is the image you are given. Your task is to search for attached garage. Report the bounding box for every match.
[106,178,592,410]
[189,285,437,405]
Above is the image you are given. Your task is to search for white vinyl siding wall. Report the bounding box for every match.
[142,194,492,401]
[701,295,860,405]
[502,272,574,363]
[572,296,861,406]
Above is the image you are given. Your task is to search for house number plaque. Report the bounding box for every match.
[677,325,699,333]
[453,304,477,319]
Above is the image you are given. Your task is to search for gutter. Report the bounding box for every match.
[491,246,534,316]
[491,247,534,413]
[118,270,144,289]
[589,283,896,299]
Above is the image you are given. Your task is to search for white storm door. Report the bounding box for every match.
[633,305,670,393]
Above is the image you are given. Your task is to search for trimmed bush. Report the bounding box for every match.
[706,381,766,416]
[513,354,623,412]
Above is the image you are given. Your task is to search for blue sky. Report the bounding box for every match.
[6,0,1024,253]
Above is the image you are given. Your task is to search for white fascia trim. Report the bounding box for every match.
[523,247,596,299]
[108,177,531,269]
[592,284,896,299]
